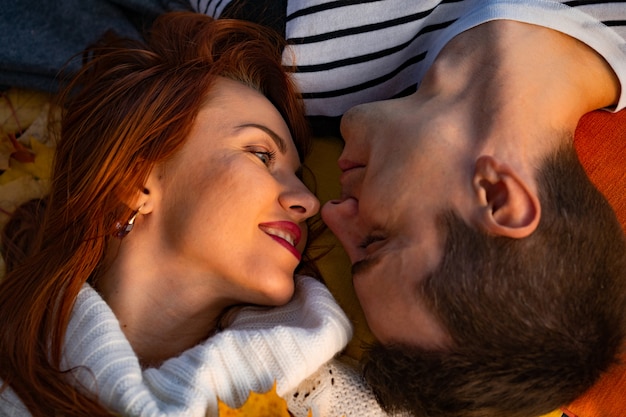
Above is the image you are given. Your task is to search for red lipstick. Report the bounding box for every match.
[259,221,303,261]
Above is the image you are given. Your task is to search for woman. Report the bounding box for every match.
[0,12,354,416]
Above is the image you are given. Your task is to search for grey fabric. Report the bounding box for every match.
[0,0,189,92]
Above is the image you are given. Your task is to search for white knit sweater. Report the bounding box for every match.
[286,356,392,417]
[0,275,355,416]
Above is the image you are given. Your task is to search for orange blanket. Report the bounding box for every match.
[563,109,626,417]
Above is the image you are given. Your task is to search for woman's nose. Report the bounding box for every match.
[280,180,320,221]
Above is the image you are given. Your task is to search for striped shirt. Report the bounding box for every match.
[192,0,626,119]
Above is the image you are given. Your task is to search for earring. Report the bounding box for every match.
[115,206,142,239]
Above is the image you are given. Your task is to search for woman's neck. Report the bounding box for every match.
[95,238,230,367]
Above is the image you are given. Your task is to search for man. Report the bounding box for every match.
[214,2,626,416]
[320,19,626,417]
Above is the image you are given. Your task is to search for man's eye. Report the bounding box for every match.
[253,150,276,166]
[359,234,386,250]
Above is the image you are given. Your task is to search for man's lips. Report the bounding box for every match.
[338,158,365,173]
[258,221,302,261]
[338,158,365,196]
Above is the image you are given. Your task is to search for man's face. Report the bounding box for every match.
[321,93,470,348]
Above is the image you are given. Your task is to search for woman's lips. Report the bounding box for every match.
[258,221,302,261]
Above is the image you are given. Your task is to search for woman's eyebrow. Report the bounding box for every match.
[236,123,287,153]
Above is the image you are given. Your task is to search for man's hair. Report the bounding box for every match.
[362,142,626,417]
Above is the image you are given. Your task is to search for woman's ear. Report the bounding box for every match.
[125,167,160,215]
[135,167,162,215]
[471,155,541,238]
[134,187,152,214]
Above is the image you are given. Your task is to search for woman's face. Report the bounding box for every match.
[146,78,319,307]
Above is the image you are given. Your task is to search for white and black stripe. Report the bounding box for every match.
[194,0,232,17]
[193,0,626,119]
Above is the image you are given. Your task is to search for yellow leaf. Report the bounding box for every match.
[0,89,53,283]
[0,136,54,185]
[217,382,310,417]
[0,88,52,136]
[0,174,49,228]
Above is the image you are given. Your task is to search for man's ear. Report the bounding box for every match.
[471,155,541,238]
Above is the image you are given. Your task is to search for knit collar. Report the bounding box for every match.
[59,276,351,416]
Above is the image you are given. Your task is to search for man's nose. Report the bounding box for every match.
[340,104,367,142]
[321,197,365,263]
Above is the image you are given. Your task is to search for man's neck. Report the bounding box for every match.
[422,20,619,153]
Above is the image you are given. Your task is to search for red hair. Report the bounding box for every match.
[0,12,309,415]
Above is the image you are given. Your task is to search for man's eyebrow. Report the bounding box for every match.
[351,254,383,277]
[237,123,287,153]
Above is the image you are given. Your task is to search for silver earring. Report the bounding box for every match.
[115,207,141,239]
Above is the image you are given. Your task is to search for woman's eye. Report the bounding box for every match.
[252,150,276,166]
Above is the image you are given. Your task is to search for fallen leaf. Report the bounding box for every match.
[0,88,52,136]
[8,133,35,163]
[218,383,312,417]
[0,89,54,283]
[0,174,50,225]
